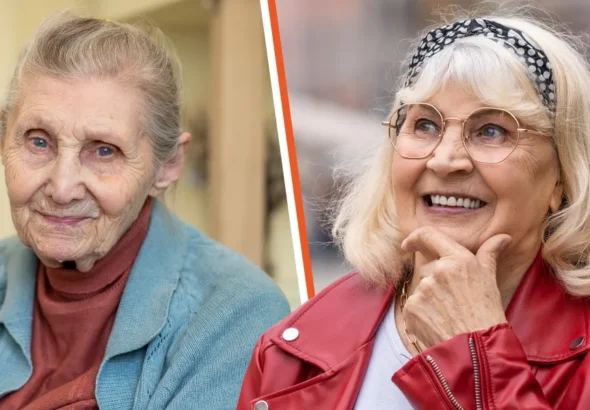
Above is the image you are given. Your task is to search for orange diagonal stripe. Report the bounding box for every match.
[267,0,315,299]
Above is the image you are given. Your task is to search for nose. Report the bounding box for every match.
[43,152,86,204]
[426,122,474,177]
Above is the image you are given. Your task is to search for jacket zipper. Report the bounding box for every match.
[469,336,483,410]
[425,355,465,410]
[425,338,483,410]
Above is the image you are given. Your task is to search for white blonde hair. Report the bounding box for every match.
[0,11,184,168]
[333,7,590,297]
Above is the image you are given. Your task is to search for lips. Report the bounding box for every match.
[38,212,93,226]
[43,215,90,224]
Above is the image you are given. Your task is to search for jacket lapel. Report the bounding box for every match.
[256,342,375,409]
[258,274,395,408]
[271,274,394,372]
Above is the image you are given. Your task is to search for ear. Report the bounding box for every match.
[549,179,564,213]
[149,132,191,196]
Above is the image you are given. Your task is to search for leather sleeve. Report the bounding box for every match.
[392,323,590,409]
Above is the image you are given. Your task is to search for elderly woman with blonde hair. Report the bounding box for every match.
[239,8,590,410]
[0,12,289,410]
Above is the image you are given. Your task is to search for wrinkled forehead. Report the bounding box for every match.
[9,74,141,142]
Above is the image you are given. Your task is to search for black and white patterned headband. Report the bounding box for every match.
[405,18,556,112]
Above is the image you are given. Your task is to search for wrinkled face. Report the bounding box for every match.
[392,83,562,255]
[1,74,157,270]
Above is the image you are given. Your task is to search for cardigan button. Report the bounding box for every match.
[282,327,299,341]
[254,400,269,410]
[570,336,585,350]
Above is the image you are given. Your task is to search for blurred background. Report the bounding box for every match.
[0,0,300,308]
[277,0,590,291]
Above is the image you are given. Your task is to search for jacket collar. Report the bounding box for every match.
[270,273,395,372]
[272,250,588,370]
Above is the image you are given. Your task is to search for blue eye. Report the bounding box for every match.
[415,119,440,136]
[418,122,436,132]
[96,146,115,157]
[480,125,505,138]
[31,137,48,149]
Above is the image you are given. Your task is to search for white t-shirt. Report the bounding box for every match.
[353,296,415,409]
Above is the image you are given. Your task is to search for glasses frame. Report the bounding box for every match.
[381,102,552,164]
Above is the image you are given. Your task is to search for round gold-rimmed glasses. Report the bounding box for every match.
[381,103,552,164]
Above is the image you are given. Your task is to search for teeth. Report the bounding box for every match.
[429,195,484,209]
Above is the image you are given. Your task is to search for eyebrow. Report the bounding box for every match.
[12,114,125,144]
[13,114,60,138]
[81,126,124,145]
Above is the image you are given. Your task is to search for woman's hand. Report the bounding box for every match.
[400,226,512,349]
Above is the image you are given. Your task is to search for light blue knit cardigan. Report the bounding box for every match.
[0,200,290,409]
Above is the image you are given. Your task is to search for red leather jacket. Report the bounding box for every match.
[238,252,590,409]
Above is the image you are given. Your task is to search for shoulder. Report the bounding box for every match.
[133,213,290,405]
[179,223,289,312]
[164,220,290,347]
[243,272,393,376]
[152,224,290,407]
[257,272,383,347]
[146,201,289,314]
[0,235,27,256]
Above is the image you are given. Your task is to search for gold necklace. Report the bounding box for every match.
[400,277,423,353]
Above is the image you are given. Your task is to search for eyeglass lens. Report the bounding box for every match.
[389,103,519,163]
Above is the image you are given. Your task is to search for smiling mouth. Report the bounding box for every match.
[41,214,92,226]
[423,194,487,209]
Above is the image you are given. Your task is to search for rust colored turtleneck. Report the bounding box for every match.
[0,198,153,410]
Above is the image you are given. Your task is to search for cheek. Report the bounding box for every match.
[4,156,46,208]
[487,172,529,212]
[85,140,156,217]
[485,154,557,226]
[392,157,423,205]
[392,157,424,231]
[87,167,154,218]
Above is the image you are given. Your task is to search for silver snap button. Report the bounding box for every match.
[282,327,299,341]
[570,336,585,350]
[254,400,269,410]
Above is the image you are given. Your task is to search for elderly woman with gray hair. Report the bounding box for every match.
[0,13,289,410]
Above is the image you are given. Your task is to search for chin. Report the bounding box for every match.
[31,236,88,265]
[451,232,488,253]
[418,223,483,252]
